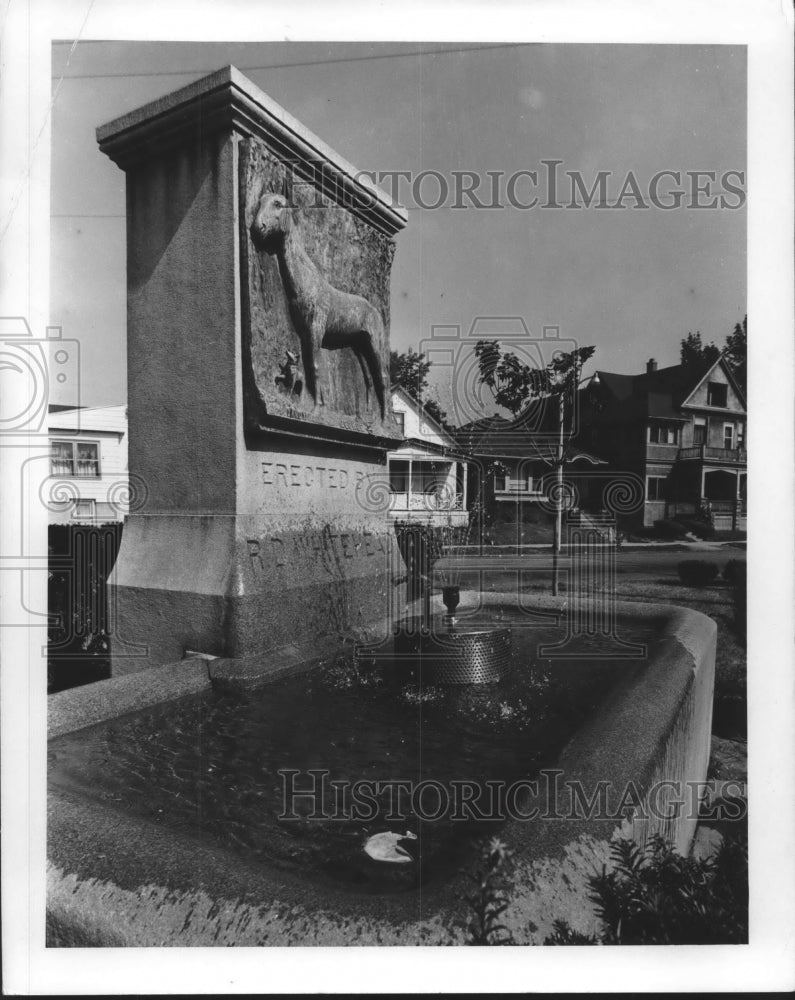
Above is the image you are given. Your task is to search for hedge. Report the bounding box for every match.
[677,560,719,587]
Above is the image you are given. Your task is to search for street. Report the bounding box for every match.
[434,542,745,586]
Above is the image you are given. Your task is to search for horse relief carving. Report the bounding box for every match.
[250,191,387,418]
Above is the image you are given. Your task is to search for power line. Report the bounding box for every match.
[51,206,474,218]
[50,42,527,80]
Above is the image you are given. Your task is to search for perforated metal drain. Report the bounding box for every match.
[394,616,512,685]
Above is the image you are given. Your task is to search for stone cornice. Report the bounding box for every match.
[97,66,407,237]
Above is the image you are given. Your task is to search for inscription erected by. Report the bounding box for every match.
[261,461,365,490]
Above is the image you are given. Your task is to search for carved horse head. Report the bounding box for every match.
[250,191,292,254]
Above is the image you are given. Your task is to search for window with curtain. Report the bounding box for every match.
[51,440,100,477]
[76,442,100,477]
[51,441,74,476]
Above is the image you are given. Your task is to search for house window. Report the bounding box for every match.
[648,424,678,445]
[707,382,728,408]
[73,499,96,519]
[723,423,735,450]
[737,423,745,448]
[51,441,75,476]
[392,410,405,436]
[646,477,666,501]
[388,460,409,493]
[693,418,707,446]
[51,440,100,478]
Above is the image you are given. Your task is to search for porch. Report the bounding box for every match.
[669,468,746,530]
[387,453,469,526]
[665,463,747,531]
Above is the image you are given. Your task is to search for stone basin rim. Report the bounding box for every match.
[47,594,717,945]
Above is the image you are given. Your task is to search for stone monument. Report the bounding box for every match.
[97,67,407,674]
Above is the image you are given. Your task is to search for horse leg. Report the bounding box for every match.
[360,327,386,419]
[310,314,327,408]
[354,345,373,404]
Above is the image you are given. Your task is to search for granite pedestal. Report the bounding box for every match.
[98,67,407,673]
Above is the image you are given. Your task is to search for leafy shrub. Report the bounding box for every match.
[677,560,719,587]
[464,837,515,945]
[652,519,690,540]
[727,561,747,641]
[458,827,748,947]
[545,831,748,945]
[674,517,716,540]
[723,559,747,586]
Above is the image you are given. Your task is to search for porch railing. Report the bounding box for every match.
[666,500,747,517]
[677,445,746,463]
[707,500,747,514]
[390,491,464,512]
[494,477,544,496]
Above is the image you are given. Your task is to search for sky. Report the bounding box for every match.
[49,41,746,413]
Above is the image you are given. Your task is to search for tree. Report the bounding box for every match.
[390,347,431,397]
[680,331,720,370]
[473,339,596,596]
[724,315,747,394]
[680,318,747,395]
[473,340,596,418]
[389,347,450,428]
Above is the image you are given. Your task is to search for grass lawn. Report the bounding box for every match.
[612,579,746,739]
[515,576,746,740]
[611,580,744,700]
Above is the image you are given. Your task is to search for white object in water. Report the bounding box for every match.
[363,830,417,864]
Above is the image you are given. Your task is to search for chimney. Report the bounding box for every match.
[646,358,657,373]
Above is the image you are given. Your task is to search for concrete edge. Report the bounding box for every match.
[48,658,212,739]
[49,620,399,735]
[47,595,719,945]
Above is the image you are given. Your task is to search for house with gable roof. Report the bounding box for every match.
[576,355,747,529]
[48,403,129,525]
[453,408,607,516]
[387,385,469,526]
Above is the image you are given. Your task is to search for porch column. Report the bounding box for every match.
[461,461,468,512]
[733,469,741,530]
[407,458,413,513]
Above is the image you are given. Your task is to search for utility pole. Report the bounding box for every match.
[552,353,584,597]
[552,387,565,597]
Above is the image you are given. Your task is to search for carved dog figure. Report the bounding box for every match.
[250,191,387,417]
[275,349,303,397]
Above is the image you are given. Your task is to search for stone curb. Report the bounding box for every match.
[48,657,211,739]
[48,595,717,946]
